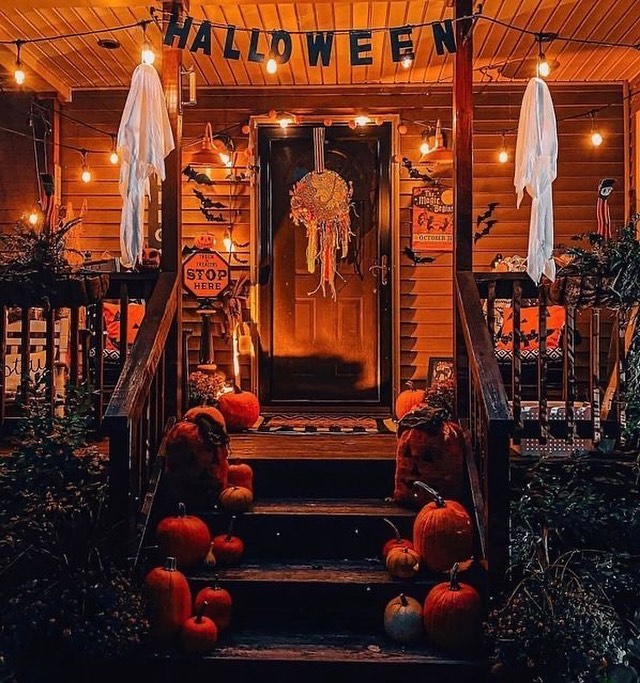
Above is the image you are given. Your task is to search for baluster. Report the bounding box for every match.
[69,307,80,385]
[512,280,522,434]
[0,306,5,425]
[20,308,30,403]
[119,282,129,370]
[617,315,626,443]
[591,308,601,444]
[563,306,576,442]
[487,280,496,339]
[94,302,105,428]
[538,287,548,445]
[45,308,56,415]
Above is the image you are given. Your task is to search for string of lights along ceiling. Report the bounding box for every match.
[0,6,637,183]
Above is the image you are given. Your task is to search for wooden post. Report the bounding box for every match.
[161,0,187,419]
[453,0,474,421]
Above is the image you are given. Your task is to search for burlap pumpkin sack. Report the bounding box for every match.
[394,404,465,509]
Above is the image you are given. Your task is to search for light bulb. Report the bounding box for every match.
[28,211,39,225]
[14,66,25,85]
[223,236,234,252]
[498,149,509,164]
[109,151,119,165]
[354,115,371,127]
[401,54,413,69]
[420,141,430,155]
[266,57,277,74]
[81,167,91,183]
[537,57,550,78]
[591,131,603,147]
[141,41,155,65]
[219,152,232,167]
[279,118,291,129]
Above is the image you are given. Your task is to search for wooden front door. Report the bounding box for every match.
[258,123,392,407]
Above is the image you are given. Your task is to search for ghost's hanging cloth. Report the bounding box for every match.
[117,63,174,268]
[514,77,558,284]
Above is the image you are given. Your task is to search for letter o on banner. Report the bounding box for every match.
[270,30,293,64]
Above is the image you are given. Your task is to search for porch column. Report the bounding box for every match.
[453,0,474,421]
[161,0,187,417]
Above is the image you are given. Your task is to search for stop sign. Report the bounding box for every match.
[182,250,231,300]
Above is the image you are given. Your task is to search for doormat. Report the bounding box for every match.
[254,414,396,434]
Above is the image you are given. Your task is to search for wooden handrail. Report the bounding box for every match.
[456,271,511,424]
[104,272,178,425]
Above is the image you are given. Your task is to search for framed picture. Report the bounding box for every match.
[427,357,454,385]
[410,186,454,252]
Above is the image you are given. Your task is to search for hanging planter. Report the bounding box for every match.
[545,274,619,310]
[0,270,110,309]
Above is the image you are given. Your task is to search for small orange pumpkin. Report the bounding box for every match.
[184,405,227,431]
[181,601,218,654]
[156,502,211,569]
[395,381,425,420]
[386,546,421,580]
[382,517,414,559]
[217,385,260,432]
[423,562,482,654]
[210,515,245,565]
[412,481,473,573]
[143,557,192,643]
[384,593,424,644]
[194,232,216,250]
[195,582,233,631]
[219,485,253,512]
[228,463,254,491]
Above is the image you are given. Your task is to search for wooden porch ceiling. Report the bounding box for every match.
[0,0,638,99]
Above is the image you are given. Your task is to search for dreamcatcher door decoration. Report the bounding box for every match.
[290,127,353,299]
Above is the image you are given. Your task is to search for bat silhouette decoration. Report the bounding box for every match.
[404,246,437,264]
[401,157,435,183]
[476,202,499,227]
[474,219,499,243]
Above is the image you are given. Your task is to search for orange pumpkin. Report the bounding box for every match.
[384,593,424,644]
[194,232,216,250]
[181,602,218,654]
[219,485,253,512]
[412,481,473,573]
[228,463,254,491]
[217,386,260,432]
[423,562,482,654]
[156,502,211,569]
[395,381,425,421]
[386,546,421,579]
[382,518,414,559]
[195,583,233,631]
[184,405,227,431]
[143,557,192,643]
[210,515,245,565]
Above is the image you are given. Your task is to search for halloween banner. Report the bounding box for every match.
[163,16,457,66]
[411,186,454,252]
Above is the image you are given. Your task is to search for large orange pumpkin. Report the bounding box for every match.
[423,562,482,654]
[181,602,218,654]
[394,408,465,508]
[143,557,192,643]
[156,502,211,569]
[217,386,260,432]
[412,481,473,573]
[195,583,233,631]
[395,381,425,420]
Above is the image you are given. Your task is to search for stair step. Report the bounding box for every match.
[204,499,415,560]
[188,561,438,631]
[147,629,484,682]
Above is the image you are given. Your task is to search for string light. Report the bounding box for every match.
[141,23,155,65]
[28,210,39,225]
[266,55,278,74]
[80,149,91,183]
[420,131,430,156]
[590,112,603,146]
[401,54,413,69]
[223,228,235,252]
[354,115,371,127]
[219,151,232,167]
[14,40,25,85]
[536,34,551,78]
[498,132,509,163]
[109,135,119,164]
[279,117,292,129]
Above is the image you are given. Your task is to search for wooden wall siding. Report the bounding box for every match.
[1,1,640,96]
[0,94,47,233]
[56,83,625,391]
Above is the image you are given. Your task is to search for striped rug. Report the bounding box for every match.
[254,414,395,434]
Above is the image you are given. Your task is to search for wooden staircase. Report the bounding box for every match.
[143,434,487,682]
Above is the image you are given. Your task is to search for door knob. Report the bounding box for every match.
[368,254,389,286]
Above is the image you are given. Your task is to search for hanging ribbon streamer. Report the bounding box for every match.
[290,127,353,299]
[596,178,615,240]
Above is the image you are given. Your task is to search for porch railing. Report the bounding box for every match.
[103,272,179,535]
[456,271,512,591]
